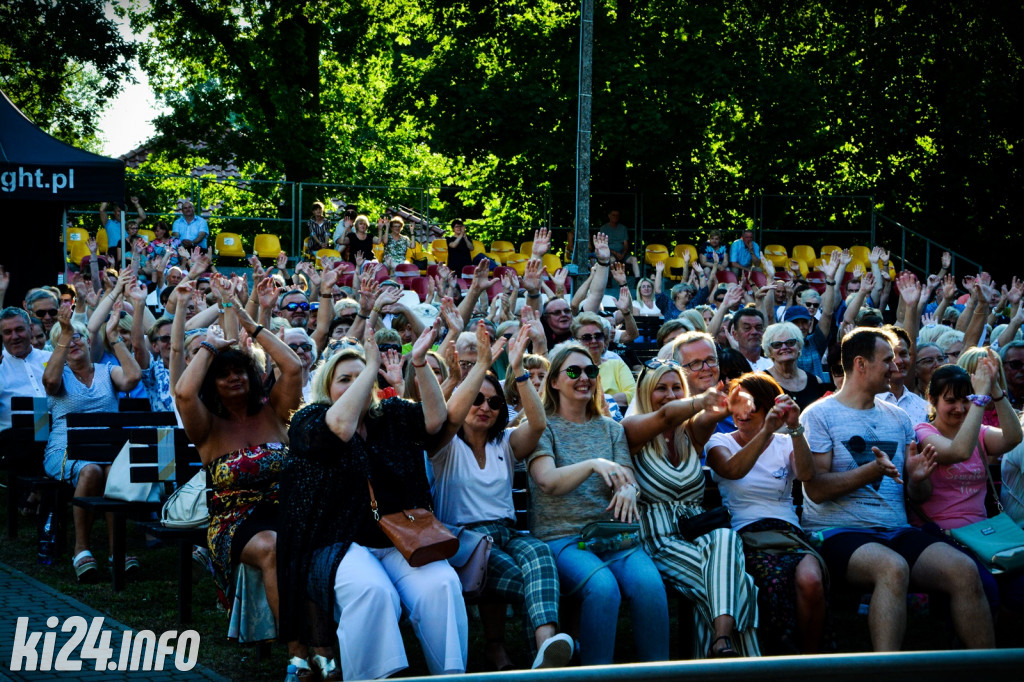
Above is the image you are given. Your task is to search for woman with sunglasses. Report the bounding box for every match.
[283,327,318,403]
[622,361,760,658]
[278,319,467,680]
[527,342,669,665]
[705,373,828,655]
[571,312,635,414]
[42,300,142,582]
[430,325,574,669]
[761,322,826,410]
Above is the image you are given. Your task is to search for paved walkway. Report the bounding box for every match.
[0,563,226,681]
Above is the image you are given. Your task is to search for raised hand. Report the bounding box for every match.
[722,283,746,309]
[616,285,632,314]
[941,251,951,270]
[655,260,665,274]
[362,317,380,367]
[531,228,552,258]
[106,300,124,343]
[610,262,628,286]
[256,276,280,310]
[411,318,441,365]
[127,277,148,305]
[920,311,937,326]
[276,251,289,271]
[56,301,75,335]
[373,286,402,314]
[861,272,875,291]
[506,324,532,370]
[905,441,936,486]
[697,382,729,416]
[520,304,545,343]
[1005,276,1023,305]
[522,258,543,293]
[941,274,957,300]
[868,246,883,264]
[204,324,236,352]
[821,249,841,279]
[378,349,405,389]
[896,271,920,305]
[852,264,864,280]
[593,232,611,262]
[471,260,498,290]
[87,238,98,256]
[839,249,852,266]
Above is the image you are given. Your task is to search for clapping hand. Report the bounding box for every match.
[905,442,937,486]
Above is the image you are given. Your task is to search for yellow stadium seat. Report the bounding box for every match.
[429,239,448,264]
[846,258,869,274]
[471,240,486,258]
[66,227,90,245]
[672,244,698,262]
[505,254,528,276]
[791,259,810,277]
[791,245,816,265]
[541,253,562,276]
[137,228,156,244]
[214,232,246,258]
[372,243,384,261]
[849,245,871,262]
[253,233,282,259]
[490,241,516,263]
[68,242,91,266]
[764,244,788,268]
[663,256,686,281]
[820,245,842,260]
[644,244,669,266]
[315,249,342,270]
[519,241,534,256]
[96,228,108,253]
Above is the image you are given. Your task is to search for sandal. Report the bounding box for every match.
[312,654,342,681]
[109,555,141,575]
[284,656,313,681]
[73,551,99,584]
[708,635,740,658]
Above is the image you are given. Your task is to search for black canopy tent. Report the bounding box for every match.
[0,89,125,306]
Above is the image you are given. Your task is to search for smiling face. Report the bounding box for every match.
[329,358,366,403]
[639,280,654,298]
[729,384,765,439]
[29,298,59,334]
[285,329,314,371]
[214,364,249,401]
[650,370,686,410]
[280,292,309,328]
[676,338,720,393]
[575,323,606,363]
[1,316,32,358]
[890,338,911,388]
[544,301,572,335]
[30,322,47,350]
[860,337,898,394]
[551,351,596,404]
[467,380,501,431]
[934,388,970,430]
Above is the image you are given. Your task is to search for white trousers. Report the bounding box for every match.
[333,543,468,680]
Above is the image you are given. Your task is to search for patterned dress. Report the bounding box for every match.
[206,442,288,602]
[43,364,120,487]
[633,432,761,658]
[383,235,411,264]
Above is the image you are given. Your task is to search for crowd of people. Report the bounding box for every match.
[1,199,1023,680]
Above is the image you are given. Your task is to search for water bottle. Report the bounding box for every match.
[37,513,55,566]
[284,664,300,682]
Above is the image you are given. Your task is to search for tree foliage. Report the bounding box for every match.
[0,0,135,149]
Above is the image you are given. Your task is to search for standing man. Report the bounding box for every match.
[172,199,209,251]
[729,229,762,276]
[0,307,51,431]
[596,209,640,278]
[801,327,993,651]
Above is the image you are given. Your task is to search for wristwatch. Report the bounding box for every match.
[787,424,805,437]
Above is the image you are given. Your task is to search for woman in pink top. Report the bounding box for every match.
[914,356,1023,615]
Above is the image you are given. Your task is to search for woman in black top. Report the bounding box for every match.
[338,214,376,264]
[761,322,827,410]
[446,219,474,274]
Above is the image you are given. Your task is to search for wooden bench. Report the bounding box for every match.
[66,409,178,590]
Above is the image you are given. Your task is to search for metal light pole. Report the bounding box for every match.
[572,0,593,288]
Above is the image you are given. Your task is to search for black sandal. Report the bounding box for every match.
[708,635,740,658]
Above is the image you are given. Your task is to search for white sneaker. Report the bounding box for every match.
[531,633,574,669]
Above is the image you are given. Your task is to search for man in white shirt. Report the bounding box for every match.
[0,307,51,431]
[876,326,929,426]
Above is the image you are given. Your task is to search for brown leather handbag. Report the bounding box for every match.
[368,480,458,567]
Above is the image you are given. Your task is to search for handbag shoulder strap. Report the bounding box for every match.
[367,479,380,520]
[979,431,1004,514]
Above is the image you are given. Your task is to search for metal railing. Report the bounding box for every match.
[873,212,982,278]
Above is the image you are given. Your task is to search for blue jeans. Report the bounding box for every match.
[547,536,669,665]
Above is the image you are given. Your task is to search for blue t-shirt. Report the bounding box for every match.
[729,239,761,267]
[103,219,122,249]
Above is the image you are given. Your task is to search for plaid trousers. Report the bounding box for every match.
[469,520,560,632]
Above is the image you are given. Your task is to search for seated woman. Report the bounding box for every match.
[174,296,312,678]
[633,277,661,318]
[278,320,467,680]
[503,352,548,421]
[914,359,1024,613]
[762,322,827,410]
[705,373,829,654]
[622,360,760,658]
[527,342,669,666]
[432,326,573,669]
[571,312,635,414]
[42,301,142,582]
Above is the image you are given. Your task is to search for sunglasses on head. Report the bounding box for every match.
[379,343,402,354]
[578,332,605,343]
[562,364,599,380]
[288,342,313,353]
[644,358,682,371]
[283,301,310,312]
[769,338,799,350]
[473,393,503,410]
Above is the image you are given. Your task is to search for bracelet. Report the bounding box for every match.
[357,312,370,320]
[320,292,333,299]
[412,360,428,368]
[220,301,234,308]
[199,341,219,356]
[515,372,531,383]
[252,324,264,339]
[787,424,805,437]
[527,292,541,299]
[993,393,1006,402]
[109,337,123,346]
[597,259,610,267]
[55,342,69,349]
[967,394,992,407]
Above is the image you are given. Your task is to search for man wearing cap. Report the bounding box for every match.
[783,277,836,382]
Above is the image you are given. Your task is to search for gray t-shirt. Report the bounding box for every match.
[599,223,630,254]
[800,395,915,531]
[526,414,631,541]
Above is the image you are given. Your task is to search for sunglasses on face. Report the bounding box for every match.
[35,308,59,318]
[154,335,172,344]
[578,332,605,343]
[769,338,799,350]
[283,301,310,312]
[379,343,402,354]
[562,364,599,380]
[546,308,571,317]
[288,342,313,353]
[309,302,320,312]
[473,393,503,410]
[1005,360,1024,371]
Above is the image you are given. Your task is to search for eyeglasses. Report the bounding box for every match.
[283,301,310,312]
[1005,360,1024,371]
[769,339,799,350]
[578,332,605,343]
[946,350,962,360]
[681,357,719,372]
[562,364,599,380]
[473,393,503,410]
[546,308,571,317]
[916,355,947,367]
[379,343,402,354]
[154,335,172,344]
[35,309,59,318]
[69,333,84,342]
